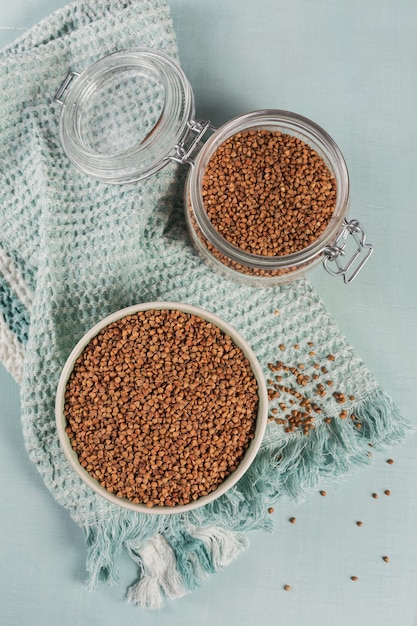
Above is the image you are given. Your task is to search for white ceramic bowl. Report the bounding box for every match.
[55,302,268,514]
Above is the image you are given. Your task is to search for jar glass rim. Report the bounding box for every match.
[189,109,350,269]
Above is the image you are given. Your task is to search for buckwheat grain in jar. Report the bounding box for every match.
[55,49,373,285]
[185,110,372,286]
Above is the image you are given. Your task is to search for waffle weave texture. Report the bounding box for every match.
[0,0,411,609]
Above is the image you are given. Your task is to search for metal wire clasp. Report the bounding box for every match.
[170,120,215,166]
[322,219,373,284]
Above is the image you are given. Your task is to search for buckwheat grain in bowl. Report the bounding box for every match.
[55,302,267,514]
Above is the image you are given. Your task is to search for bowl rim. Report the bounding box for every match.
[55,301,268,515]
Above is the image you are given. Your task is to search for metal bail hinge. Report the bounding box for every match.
[54,71,80,105]
[323,219,373,284]
[171,119,214,166]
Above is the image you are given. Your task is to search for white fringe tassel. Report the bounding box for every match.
[127,526,249,609]
[189,525,249,570]
[127,534,187,609]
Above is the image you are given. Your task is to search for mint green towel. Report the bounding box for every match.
[0,0,410,609]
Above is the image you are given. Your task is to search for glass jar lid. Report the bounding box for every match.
[55,49,195,183]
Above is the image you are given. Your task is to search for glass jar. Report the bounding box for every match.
[54,48,195,183]
[55,48,373,285]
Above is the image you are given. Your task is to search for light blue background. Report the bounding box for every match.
[1,1,417,625]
